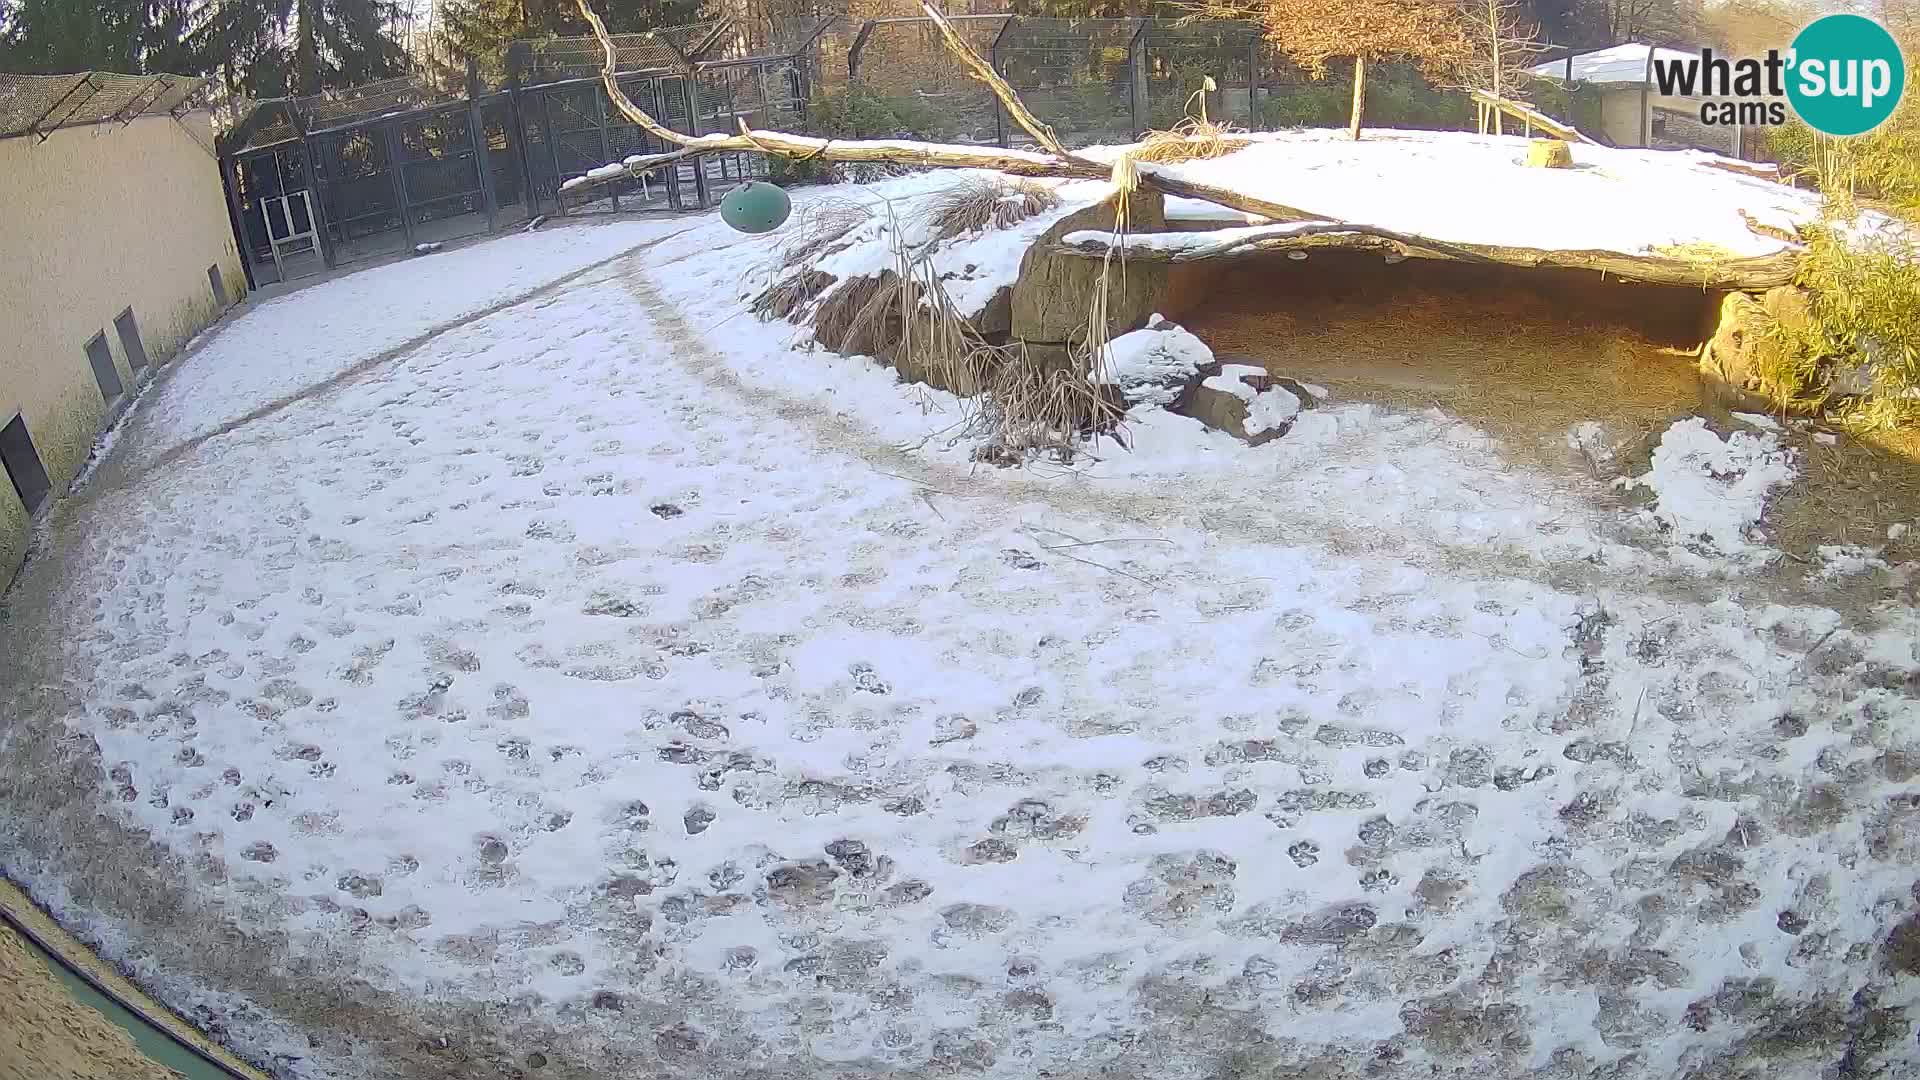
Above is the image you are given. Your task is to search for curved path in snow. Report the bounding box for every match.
[3,218,1918,1080]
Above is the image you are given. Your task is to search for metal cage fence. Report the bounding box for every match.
[846,15,1009,145]
[0,71,208,140]
[995,17,1140,148]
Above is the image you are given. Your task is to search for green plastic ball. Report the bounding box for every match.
[719,181,792,235]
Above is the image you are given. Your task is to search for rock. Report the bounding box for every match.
[1010,191,1168,347]
[972,286,1013,340]
[1526,140,1573,168]
[1101,315,1212,407]
[1175,361,1301,445]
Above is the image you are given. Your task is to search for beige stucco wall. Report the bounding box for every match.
[0,109,245,584]
[1598,86,1648,146]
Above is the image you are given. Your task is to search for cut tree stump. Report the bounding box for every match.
[1526,140,1574,169]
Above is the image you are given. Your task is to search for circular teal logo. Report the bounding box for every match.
[1787,14,1906,136]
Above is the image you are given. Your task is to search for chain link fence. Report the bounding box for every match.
[0,72,208,140]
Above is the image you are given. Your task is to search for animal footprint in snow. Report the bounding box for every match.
[1287,841,1320,867]
[650,503,684,519]
[849,663,890,695]
[1359,868,1397,893]
[1000,549,1043,571]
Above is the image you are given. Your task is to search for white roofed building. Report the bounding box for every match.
[1531,43,1762,156]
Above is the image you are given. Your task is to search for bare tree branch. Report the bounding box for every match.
[916,5,1070,157]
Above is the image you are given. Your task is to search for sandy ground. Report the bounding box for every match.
[1,201,1919,1080]
[0,923,180,1080]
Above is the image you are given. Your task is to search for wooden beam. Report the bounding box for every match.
[1468,88,1596,144]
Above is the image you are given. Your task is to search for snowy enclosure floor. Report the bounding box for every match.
[3,209,1920,1080]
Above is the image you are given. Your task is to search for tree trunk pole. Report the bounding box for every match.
[1489,0,1503,136]
[1349,56,1366,141]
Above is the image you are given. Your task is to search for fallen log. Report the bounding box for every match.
[570,0,1333,225]
[568,0,1804,292]
[1054,224,1803,290]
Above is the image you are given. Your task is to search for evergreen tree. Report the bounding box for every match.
[430,0,705,84]
[0,0,145,72]
[2,0,406,97]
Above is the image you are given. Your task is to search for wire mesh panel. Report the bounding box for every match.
[1141,20,1262,130]
[997,17,1140,148]
[479,95,527,210]
[301,75,466,132]
[847,16,1007,145]
[604,74,694,209]
[395,105,490,239]
[544,83,616,196]
[0,71,207,139]
[519,23,722,83]
[312,125,400,253]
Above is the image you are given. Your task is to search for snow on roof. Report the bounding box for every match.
[1530,43,1699,85]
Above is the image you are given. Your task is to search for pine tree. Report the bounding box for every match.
[430,0,706,85]
[193,0,409,96]
[0,0,144,72]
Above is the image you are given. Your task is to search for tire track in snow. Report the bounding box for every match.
[617,257,1743,612]
[85,226,698,502]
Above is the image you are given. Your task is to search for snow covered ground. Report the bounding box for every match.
[1100,129,1904,259]
[3,200,1920,1080]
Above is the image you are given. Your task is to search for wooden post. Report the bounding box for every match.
[1349,56,1366,141]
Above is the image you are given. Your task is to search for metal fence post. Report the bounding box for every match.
[990,16,1015,148]
[685,76,709,207]
[654,80,683,211]
[296,128,337,269]
[217,153,261,288]
[542,90,566,215]
[1129,20,1149,138]
[1248,33,1261,126]
[468,60,499,231]
[594,82,619,211]
[382,119,416,248]
[506,44,538,216]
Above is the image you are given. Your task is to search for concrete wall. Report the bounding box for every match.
[0,110,245,584]
[1598,86,1647,146]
